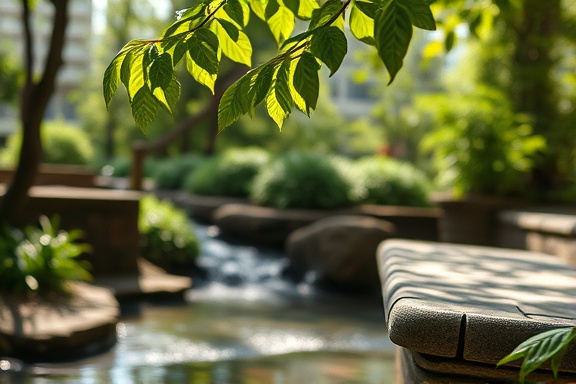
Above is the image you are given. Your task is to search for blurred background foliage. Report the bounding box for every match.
[0,0,574,203]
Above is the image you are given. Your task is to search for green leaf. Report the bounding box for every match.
[289,59,307,113]
[374,1,413,84]
[400,0,436,30]
[131,86,158,131]
[281,29,314,50]
[354,0,378,18]
[121,48,146,100]
[211,21,252,66]
[165,76,182,114]
[149,52,173,90]
[350,1,376,45]
[275,59,293,113]
[103,51,127,108]
[497,327,576,384]
[163,3,207,38]
[218,71,256,130]
[293,51,320,114]
[188,28,220,75]
[186,52,217,93]
[309,26,347,76]
[249,0,269,21]
[282,0,300,17]
[216,18,240,42]
[266,60,293,128]
[250,63,275,110]
[309,0,343,29]
[173,39,189,66]
[444,29,456,52]
[265,0,280,19]
[153,75,182,115]
[224,0,245,27]
[296,0,319,19]
[266,5,296,45]
[120,50,134,92]
[143,43,159,83]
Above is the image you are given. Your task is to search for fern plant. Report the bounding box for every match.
[0,216,92,295]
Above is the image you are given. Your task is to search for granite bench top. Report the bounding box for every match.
[499,208,576,236]
[378,239,576,379]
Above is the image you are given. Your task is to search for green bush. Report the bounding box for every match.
[250,152,355,209]
[153,154,206,190]
[184,148,269,197]
[1,121,94,166]
[139,195,200,271]
[351,156,432,207]
[101,156,159,178]
[0,216,92,295]
[419,87,546,197]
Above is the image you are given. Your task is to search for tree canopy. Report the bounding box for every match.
[103,0,436,131]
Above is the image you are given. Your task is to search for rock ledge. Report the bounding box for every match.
[0,283,119,361]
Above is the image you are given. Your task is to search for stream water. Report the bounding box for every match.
[3,222,396,383]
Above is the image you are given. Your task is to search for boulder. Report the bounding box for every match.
[285,215,395,290]
[213,204,331,245]
[212,203,440,245]
[173,194,249,223]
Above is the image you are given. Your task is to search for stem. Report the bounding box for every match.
[286,0,352,56]
[145,0,227,45]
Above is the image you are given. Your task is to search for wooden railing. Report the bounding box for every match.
[129,68,245,190]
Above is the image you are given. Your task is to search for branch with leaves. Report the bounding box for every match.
[103,0,436,131]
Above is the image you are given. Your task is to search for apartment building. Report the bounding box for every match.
[0,0,92,137]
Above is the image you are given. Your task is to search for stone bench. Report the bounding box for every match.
[498,208,576,266]
[378,239,576,383]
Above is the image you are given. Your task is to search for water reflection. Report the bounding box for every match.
[8,221,395,383]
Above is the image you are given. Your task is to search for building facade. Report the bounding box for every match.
[0,0,92,137]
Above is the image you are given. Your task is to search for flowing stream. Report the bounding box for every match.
[5,222,396,383]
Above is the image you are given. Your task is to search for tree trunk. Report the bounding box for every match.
[0,0,69,224]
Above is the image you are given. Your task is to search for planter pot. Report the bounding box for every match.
[436,195,527,246]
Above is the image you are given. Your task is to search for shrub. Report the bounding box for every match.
[0,216,92,295]
[101,157,131,177]
[1,121,94,166]
[184,148,269,197]
[250,152,355,209]
[152,154,206,190]
[139,195,200,271]
[101,156,159,178]
[419,87,546,197]
[351,156,432,207]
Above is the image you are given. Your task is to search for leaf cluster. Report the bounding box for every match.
[104,0,436,131]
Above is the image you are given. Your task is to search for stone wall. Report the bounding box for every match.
[13,186,142,277]
[497,208,576,266]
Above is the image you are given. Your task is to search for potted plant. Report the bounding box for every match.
[419,86,546,245]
